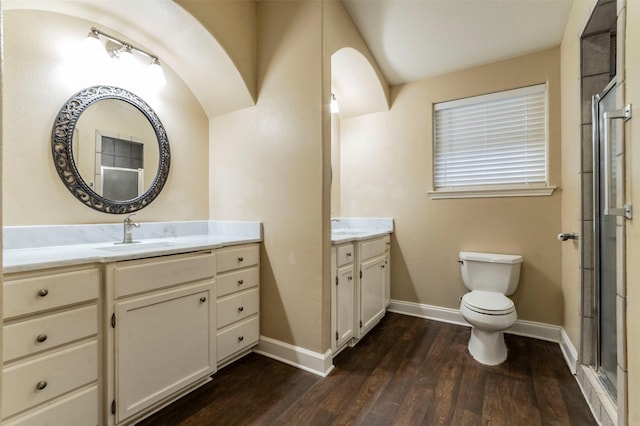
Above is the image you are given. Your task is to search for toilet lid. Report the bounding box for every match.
[462,290,514,315]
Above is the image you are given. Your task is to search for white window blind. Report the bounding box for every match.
[434,84,547,190]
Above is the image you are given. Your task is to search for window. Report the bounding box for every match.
[429,84,555,199]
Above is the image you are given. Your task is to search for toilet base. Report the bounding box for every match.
[468,328,507,366]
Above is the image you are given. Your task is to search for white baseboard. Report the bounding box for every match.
[253,335,334,377]
[254,301,570,378]
[388,299,468,326]
[560,328,578,374]
[388,299,561,343]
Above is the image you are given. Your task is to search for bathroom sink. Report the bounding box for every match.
[95,241,184,252]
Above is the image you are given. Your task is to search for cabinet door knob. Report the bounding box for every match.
[37,289,49,297]
[238,306,244,312]
[35,380,48,391]
[348,276,353,281]
[200,297,207,303]
[238,336,244,342]
[36,334,48,343]
[346,252,352,257]
[238,279,244,285]
[238,256,244,262]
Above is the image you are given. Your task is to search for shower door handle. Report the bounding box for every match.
[603,104,632,219]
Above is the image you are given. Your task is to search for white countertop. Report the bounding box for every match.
[330,229,392,244]
[3,220,262,274]
[330,217,393,244]
[3,218,393,273]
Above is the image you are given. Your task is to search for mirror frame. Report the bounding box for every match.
[52,86,170,214]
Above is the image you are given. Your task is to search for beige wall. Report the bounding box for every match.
[340,48,563,325]
[624,0,639,421]
[209,1,327,352]
[176,0,257,104]
[2,10,209,225]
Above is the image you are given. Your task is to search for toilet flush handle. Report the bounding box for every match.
[457,259,464,265]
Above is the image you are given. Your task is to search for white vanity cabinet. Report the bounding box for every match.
[215,244,260,367]
[2,265,101,426]
[331,243,355,355]
[106,251,216,425]
[356,235,390,340]
[331,234,390,355]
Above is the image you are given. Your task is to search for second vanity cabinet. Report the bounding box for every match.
[106,251,217,425]
[2,265,101,425]
[331,234,391,355]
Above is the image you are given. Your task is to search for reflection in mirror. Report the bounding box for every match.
[52,86,170,214]
[71,99,159,201]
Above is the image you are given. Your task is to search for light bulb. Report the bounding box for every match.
[83,29,102,51]
[330,93,340,114]
[119,46,136,68]
[149,58,167,87]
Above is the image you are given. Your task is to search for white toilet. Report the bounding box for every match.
[458,251,522,366]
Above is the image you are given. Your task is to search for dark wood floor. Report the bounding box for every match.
[138,313,596,426]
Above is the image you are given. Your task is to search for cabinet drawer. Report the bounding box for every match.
[217,267,259,297]
[3,340,98,418]
[216,245,259,273]
[4,305,98,362]
[115,252,215,298]
[336,244,355,267]
[217,316,259,362]
[359,236,390,261]
[217,288,259,329]
[3,268,99,320]
[4,385,98,426]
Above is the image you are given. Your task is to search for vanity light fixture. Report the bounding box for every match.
[85,27,166,86]
[330,93,340,114]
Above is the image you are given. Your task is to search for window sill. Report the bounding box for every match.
[427,186,557,200]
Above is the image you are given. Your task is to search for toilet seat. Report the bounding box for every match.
[461,290,514,315]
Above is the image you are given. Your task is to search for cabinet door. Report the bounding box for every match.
[114,282,215,423]
[360,255,386,335]
[336,265,355,349]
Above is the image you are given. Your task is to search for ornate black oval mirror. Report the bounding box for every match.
[52,86,170,214]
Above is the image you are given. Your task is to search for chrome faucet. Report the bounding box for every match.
[123,214,140,244]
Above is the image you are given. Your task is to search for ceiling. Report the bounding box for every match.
[342,0,574,85]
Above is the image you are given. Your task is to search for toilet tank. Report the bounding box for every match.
[459,251,522,295]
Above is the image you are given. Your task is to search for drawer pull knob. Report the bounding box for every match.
[238,256,244,262]
[348,276,353,281]
[200,297,207,303]
[238,279,244,285]
[238,336,244,342]
[238,306,244,312]
[36,334,48,343]
[346,252,352,257]
[36,381,48,391]
[37,289,49,297]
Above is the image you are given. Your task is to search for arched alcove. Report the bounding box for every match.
[331,47,389,119]
[3,0,254,118]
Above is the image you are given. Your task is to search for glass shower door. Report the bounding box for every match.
[593,80,619,398]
